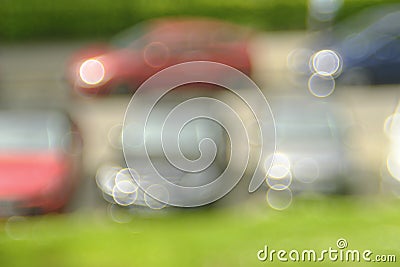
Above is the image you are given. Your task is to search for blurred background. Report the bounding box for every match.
[1,0,400,266]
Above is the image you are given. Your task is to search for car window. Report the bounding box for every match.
[273,102,339,140]
[110,23,150,49]
[332,6,400,42]
[374,38,400,60]
[277,123,336,140]
[0,112,71,150]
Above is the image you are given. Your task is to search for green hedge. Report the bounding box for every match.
[0,0,397,41]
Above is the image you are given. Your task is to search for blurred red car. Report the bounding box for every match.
[67,18,253,95]
[0,110,82,215]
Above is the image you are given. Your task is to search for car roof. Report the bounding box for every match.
[111,17,252,48]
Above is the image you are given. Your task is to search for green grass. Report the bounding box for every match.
[1,0,400,41]
[0,197,399,266]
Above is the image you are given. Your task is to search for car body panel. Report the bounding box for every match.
[0,111,82,215]
[67,18,253,95]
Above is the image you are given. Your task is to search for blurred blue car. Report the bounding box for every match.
[297,5,400,85]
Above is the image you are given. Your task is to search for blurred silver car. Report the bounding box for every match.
[264,96,349,194]
[216,88,350,195]
[95,90,228,209]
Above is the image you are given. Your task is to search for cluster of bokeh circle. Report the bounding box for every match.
[264,153,293,210]
[288,48,343,97]
[121,61,278,208]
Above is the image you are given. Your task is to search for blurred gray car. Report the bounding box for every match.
[95,90,228,209]
[265,96,349,194]
[216,88,350,195]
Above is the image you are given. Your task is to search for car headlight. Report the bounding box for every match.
[265,152,291,179]
[310,49,342,77]
[79,58,105,86]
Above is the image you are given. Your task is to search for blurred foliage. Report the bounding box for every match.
[0,0,398,41]
[0,197,399,266]
[0,0,303,41]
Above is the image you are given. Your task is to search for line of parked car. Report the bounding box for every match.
[2,3,400,214]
